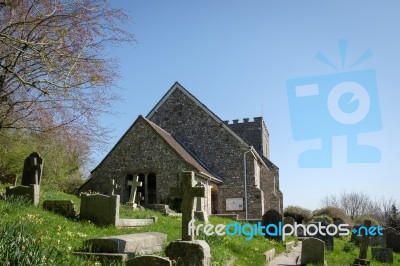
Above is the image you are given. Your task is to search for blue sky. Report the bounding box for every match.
[95,1,400,210]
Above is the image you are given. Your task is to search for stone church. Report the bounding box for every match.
[79,82,283,219]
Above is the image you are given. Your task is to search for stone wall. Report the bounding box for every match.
[260,165,282,213]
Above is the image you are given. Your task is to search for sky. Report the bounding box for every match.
[94,1,400,211]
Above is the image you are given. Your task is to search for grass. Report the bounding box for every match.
[5,185,398,265]
[0,185,291,265]
[305,236,400,266]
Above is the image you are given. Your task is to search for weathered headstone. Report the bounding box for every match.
[283,216,295,234]
[84,232,167,255]
[170,171,205,241]
[283,216,295,226]
[262,209,283,241]
[43,200,78,218]
[386,227,400,252]
[353,220,371,266]
[370,229,386,247]
[310,221,334,250]
[80,193,120,226]
[126,255,172,266]
[194,181,208,223]
[371,247,393,263]
[165,171,211,266]
[301,237,325,265]
[165,240,211,266]
[5,184,40,205]
[109,179,119,196]
[135,192,144,206]
[21,152,43,186]
[0,173,18,186]
[125,176,142,208]
[351,224,362,243]
[333,218,345,237]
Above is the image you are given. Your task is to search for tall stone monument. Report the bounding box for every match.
[165,171,211,266]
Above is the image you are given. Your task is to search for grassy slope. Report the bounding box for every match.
[3,186,398,265]
[0,186,289,266]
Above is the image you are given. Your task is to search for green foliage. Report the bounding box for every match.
[354,215,380,226]
[284,205,312,223]
[343,241,357,253]
[0,222,67,265]
[0,130,84,193]
[313,215,333,224]
[389,204,400,231]
[313,207,351,224]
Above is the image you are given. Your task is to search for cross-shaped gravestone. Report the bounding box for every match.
[135,192,144,205]
[109,179,119,196]
[353,220,371,266]
[170,171,205,241]
[21,152,43,186]
[126,176,142,208]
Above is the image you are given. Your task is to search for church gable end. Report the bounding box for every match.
[147,83,248,183]
[83,116,215,204]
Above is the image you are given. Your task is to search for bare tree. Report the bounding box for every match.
[322,191,374,220]
[321,191,398,224]
[0,0,134,149]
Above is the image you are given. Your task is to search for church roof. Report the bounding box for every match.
[141,116,222,183]
[90,115,222,183]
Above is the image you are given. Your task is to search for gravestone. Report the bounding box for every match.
[353,220,371,266]
[109,179,118,196]
[165,171,211,266]
[165,240,211,266]
[296,225,306,237]
[194,181,208,223]
[301,237,325,265]
[369,229,386,247]
[283,216,295,226]
[5,184,40,205]
[386,227,400,252]
[6,152,43,205]
[84,232,167,255]
[0,174,18,186]
[371,247,393,263]
[333,218,345,237]
[80,193,120,226]
[351,224,362,243]
[310,221,334,250]
[262,209,283,241]
[135,192,144,206]
[170,171,205,241]
[125,176,142,208]
[283,216,295,234]
[126,255,172,266]
[43,200,78,218]
[21,152,43,186]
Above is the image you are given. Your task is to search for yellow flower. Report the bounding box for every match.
[21,245,26,251]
